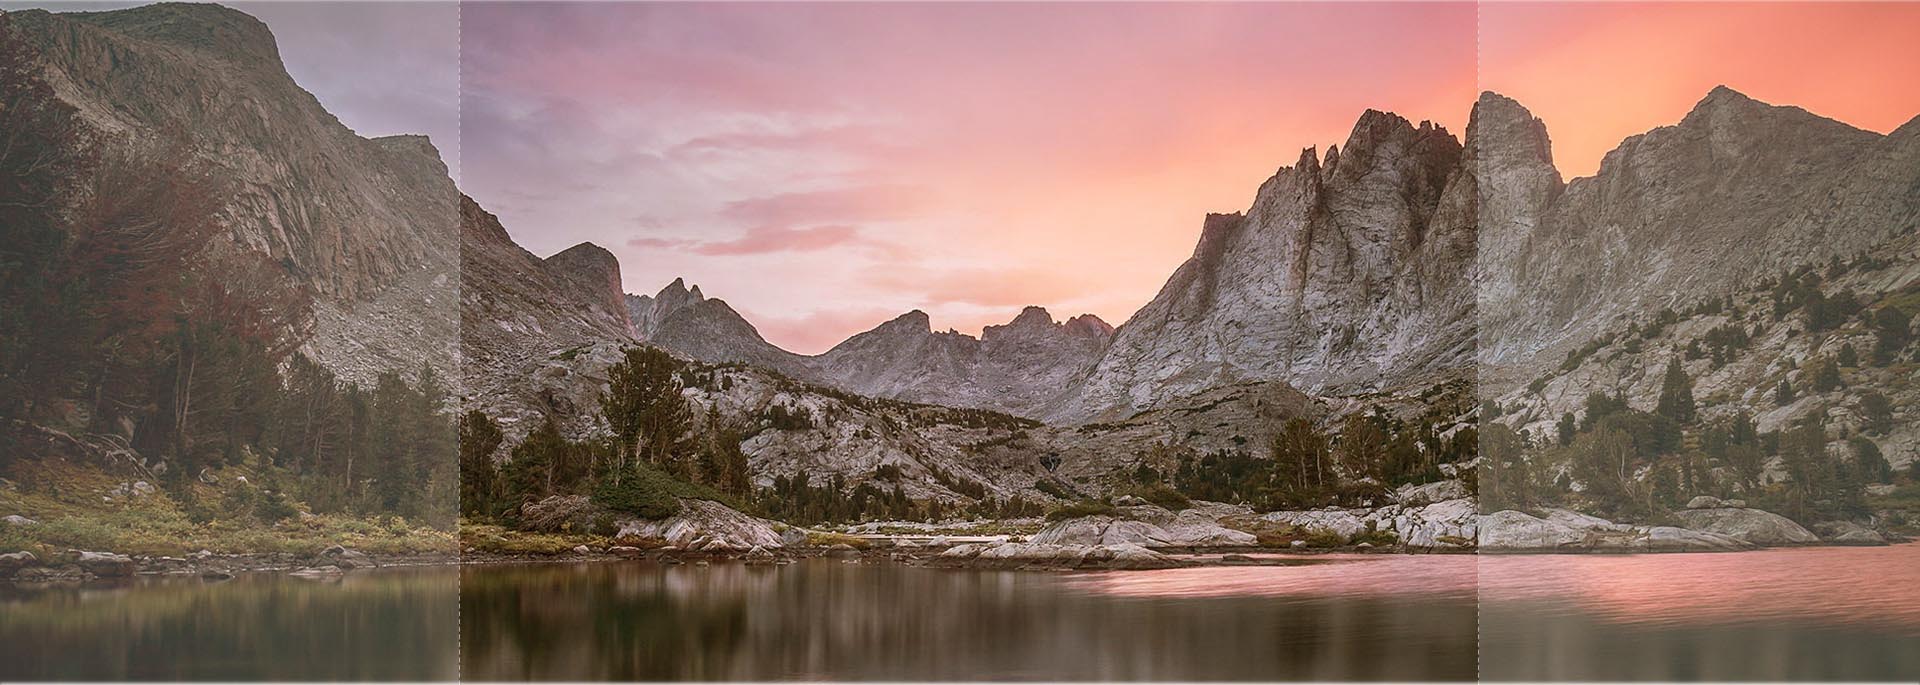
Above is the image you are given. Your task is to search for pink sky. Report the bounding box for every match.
[459,2,1920,354]
[460,2,1477,353]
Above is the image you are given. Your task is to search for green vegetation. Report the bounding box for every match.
[1045,499,1119,522]
[460,347,751,531]
[0,459,454,559]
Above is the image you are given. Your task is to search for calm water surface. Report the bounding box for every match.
[3,544,1916,681]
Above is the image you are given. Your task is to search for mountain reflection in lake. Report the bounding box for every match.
[0,567,458,680]
[460,558,1480,681]
[6,545,1915,681]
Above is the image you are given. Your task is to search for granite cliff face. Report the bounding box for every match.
[10,4,460,384]
[1477,87,1920,390]
[1055,111,1477,422]
[459,198,635,441]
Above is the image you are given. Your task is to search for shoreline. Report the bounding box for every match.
[4,539,1911,588]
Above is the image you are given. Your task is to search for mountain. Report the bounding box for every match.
[628,281,1115,419]
[9,3,460,385]
[1476,86,1920,390]
[1060,112,1476,422]
[634,87,1914,427]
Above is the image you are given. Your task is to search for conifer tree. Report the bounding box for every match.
[602,346,693,475]
[1655,358,1697,424]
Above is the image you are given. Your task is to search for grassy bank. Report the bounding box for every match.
[0,458,455,559]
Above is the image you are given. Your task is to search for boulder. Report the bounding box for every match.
[932,541,1184,570]
[614,499,785,552]
[1393,479,1470,506]
[0,550,38,574]
[319,545,373,569]
[289,565,343,579]
[742,545,777,564]
[1686,495,1727,509]
[824,543,861,559]
[571,545,591,555]
[200,569,234,581]
[1261,508,1368,539]
[1638,526,1752,552]
[1031,509,1256,548]
[779,527,809,547]
[1811,520,1888,546]
[1095,543,1184,570]
[1480,510,1757,552]
[1477,511,1590,552]
[608,546,643,557]
[1673,507,1819,546]
[68,550,135,577]
[2,514,37,527]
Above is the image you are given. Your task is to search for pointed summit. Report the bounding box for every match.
[1468,91,1558,172]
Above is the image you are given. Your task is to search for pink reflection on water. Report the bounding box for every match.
[1066,544,1920,633]
[1063,553,1479,600]
[1479,542,1920,632]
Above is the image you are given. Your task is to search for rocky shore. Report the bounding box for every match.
[7,485,1906,585]
[0,545,456,585]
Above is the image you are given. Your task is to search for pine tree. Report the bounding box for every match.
[1810,357,1843,392]
[1775,378,1796,405]
[1556,412,1577,447]
[601,346,693,476]
[1655,358,1697,425]
[1859,391,1893,434]
[1836,343,1858,368]
[1333,412,1387,482]
[459,410,505,519]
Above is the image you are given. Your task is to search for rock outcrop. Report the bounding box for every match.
[11,4,461,386]
[1030,505,1257,549]
[612,498,786,552]
[1672,506,1821,546]
[1262,498,1479,550]
[930,541,1186,570]
[1477,509,1757,553]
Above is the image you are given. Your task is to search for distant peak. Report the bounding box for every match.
[1065,314,1115,338]
[878,309,931,333]
[1685,85,1768,120]
[1009,305,1055,327]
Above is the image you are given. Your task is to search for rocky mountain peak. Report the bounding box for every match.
[1468,91,1558,172]
[1064,314,1115,338]
[874,309,933,336]
[57,2,284,70]
[543,242,627,326]
[1008,305,1055,328]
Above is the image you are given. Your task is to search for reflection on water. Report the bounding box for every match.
[460,559,1479,681]
[1479,543,1920,681]
[0,568,458,680]
[4,545,1915,681]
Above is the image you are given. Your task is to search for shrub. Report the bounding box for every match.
[1303,530,1346,548]
[1348,528,1399,547]
[592,464,687,520]
[1034,479,1075,500]
[253,491,298,523]
[1129,484,1192,511]
[1045,499,1118,521]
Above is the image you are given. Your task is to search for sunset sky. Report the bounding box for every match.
[22,2,1915,354]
